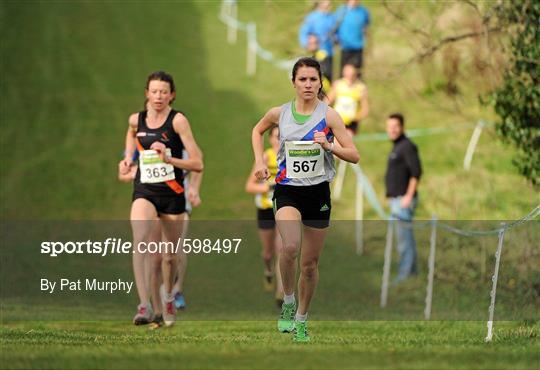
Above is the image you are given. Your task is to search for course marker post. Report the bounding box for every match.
[246,22,257,76]
[424,215,437,320]
[380,218,394,308]
[485,223,506,342]
[332,159,347,200]
[226,0,238,44]
[355,171,364,255]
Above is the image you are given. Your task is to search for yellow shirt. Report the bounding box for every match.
[314,50,331,94]
[255,148,278,209]
[333,79,367,125]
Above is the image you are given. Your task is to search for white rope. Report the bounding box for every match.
[218,0,298,74]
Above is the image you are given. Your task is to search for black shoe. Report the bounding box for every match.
[149,314,164,330]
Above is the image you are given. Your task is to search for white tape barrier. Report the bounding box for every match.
[379,206,537,342]
[349,163,388,219]
[438,204,539,236]
[331,162,376,254]
[339,121,493,223]
[464,120,486,171]
[354,123,478,142]
[219,0,298,74]
[348,163,389,255]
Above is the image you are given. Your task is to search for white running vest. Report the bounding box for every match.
[276,101,335,186]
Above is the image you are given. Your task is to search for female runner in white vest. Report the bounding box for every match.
[251,57,359,342]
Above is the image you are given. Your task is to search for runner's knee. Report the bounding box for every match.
[301,259,319,280]
[281,241,300,258]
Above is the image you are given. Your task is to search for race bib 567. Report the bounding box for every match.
[285,141,325,179]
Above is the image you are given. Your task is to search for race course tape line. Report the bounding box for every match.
[349,164,539,237]
[219,0,297,71]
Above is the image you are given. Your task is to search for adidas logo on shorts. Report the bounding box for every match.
[320,204,329,212]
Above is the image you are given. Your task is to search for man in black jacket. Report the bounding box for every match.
[385,113,422,282]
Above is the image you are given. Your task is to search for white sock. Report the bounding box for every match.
[295,312,308,322]
[283,293,295,305]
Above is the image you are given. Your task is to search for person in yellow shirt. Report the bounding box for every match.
[327,63,369,135]
[245,126,284,307]
[306,34,332,94]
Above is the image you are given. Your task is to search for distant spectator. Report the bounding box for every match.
[385,113,422,283]
[335,0,370,73]
[299,0,336,81]
[327,63,369,135]
[306,34,332,93]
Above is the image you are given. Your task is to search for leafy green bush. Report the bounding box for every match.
[489,0,540,186]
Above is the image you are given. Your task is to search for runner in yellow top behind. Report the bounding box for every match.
[327,63,369,136]
[245,126,284,307]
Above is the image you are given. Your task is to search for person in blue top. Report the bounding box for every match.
[299,0,336,82]
[335,0,370,73]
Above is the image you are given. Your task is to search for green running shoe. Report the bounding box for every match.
[277,302,296,333]
[293,320,310,342]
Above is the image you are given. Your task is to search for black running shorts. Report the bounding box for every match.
[347,121,360,134]
[133,192,186,215]
[257,208,276,230]
[272,182,331,229]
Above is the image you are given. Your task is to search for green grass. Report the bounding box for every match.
[1,220,539,368]
[1,321,539,369]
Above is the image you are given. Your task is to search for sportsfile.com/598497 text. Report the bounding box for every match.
[40,238,242,257]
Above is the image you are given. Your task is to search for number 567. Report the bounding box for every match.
[293,160,316,172]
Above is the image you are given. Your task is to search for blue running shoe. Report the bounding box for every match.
[174,291,186,310]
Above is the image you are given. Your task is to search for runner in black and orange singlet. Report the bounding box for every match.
[119,71,203,327]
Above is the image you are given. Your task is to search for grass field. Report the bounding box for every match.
[2,321,539,369]
[1,219,538,368]
[0,1,539,369]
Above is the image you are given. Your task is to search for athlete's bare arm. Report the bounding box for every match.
[148,113,203,172]
[120,113,139,175]
[252,107,281,180]
[187,170,203,207]
[118,162,137,182]
[320,107,359,163]
[246,152,271,194]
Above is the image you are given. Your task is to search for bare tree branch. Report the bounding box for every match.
[402,27,503,67]
[459,0,480,15]
[381,0,431,40]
